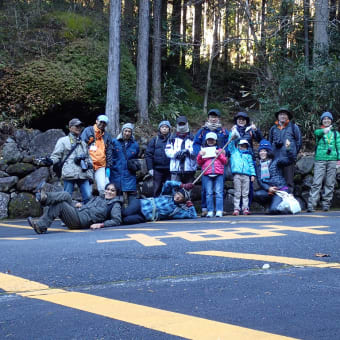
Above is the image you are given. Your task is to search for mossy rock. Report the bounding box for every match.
[6,163,36,178]
[8,192,42,218]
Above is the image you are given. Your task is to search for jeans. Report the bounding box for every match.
[122,197,145,224]
[203,174,224,213]
[63,179,92,204]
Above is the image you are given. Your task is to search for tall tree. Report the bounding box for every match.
[330,0,337,22]
[259,0,267,66]
[279,0,294,57]
[136,0,150,124]
[192,0,203,84]
[105,0,121,137]
[123,0,136,57]
[181,0,188,67]
[223,0,230,67]
[169,0,182,67]
[161,0,169,64]
[303,0,310,70]
[313,0,329,64]
[152,0,162,108]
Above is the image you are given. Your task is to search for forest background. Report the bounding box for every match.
[1,0,340,148]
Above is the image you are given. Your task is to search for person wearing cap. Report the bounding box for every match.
[145,120,172,196]
[228,137,256,215]
[306,112,340,212]
[268,107,302,193]
[81,115,112,195]
[197,132,227,217]
[109,123,140,205]
[193,109,229,217]
[121,181,196,225]
[39,118,93,204]
[253,139,295,214]
[165,116,197,183]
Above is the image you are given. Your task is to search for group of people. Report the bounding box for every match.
[28,108,340,234]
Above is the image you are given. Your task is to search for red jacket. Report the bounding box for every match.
[197,148,227,175]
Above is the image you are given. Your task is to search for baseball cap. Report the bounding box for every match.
[176,116,188,124]
[205,132,218,140]
[69,118,83,127]
[208,109,221,117]
[97,115,109,123]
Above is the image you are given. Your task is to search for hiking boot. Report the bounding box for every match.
[215,211,223,217]
[201,210,208,218]
[27,217,47,234]
[232,209,240,216]
[34,180,48,203]
[243,208,250,215]
[206,211,214,218]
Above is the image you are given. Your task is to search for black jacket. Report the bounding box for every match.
[145,133,171,170]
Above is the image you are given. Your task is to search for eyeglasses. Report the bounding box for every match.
[105,188,116,192]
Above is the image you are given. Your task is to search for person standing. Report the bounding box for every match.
[39,118,93,204]
[193,109,229,217]
[307,112,340,212]
[269,107,302,193]
[145,120,172,196]
[81,114,112,195]
[165,116,197,183]
[109,123,140,204]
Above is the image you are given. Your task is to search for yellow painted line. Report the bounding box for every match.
[0,237,37,241]
[154,220,278,224]
[0,273,297,339]
[126,233,166,246]
[261,225,334,235]
[105,228,163,231]
[188,251,340,269]
[0,222,87,233]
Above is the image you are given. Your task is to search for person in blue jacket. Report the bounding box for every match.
[193,109,229,217]
[122,181,197,225]
[109,123,139,204]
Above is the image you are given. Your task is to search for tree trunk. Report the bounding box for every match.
[193,1,203,85]
[93,0,104,12]
[303,0,310,70]
[259,0,267,66]
[152,0,162,108]
[161,0,169,63]
[223,0,230,68]
[313,0,329,64]
[279,0,294,57]
[136,0,150,124]
[123,0,136,56]
[105,0,121,137]
[330,0,337,22]
[181,0,188,67]
[169,0,181,68]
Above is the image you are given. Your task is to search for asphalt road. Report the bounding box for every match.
[1,212,340,339]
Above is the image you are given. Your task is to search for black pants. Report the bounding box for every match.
[153,169,171,197]
[122,197,146,225]
[283,164,295,193]
[253,190,283,214]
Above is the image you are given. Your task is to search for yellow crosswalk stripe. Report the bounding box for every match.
[0,273,297,339]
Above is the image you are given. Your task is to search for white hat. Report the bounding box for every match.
[205,132,218,140]
[97,115,109,123]
[238,139,249,145]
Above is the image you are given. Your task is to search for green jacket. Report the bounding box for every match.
[314,128,340,161]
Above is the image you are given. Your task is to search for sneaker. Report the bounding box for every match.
[34,180,47,203]
[306,207,315,213]
[201,210,208,218]
[206,211,214,218]
[27,217,47,234]
[215,211,223,217]
[243,208,250,215]
[232,209,240,216]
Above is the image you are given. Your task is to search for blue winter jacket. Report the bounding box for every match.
[109,136,139,192]
[140,181,197,221]
[145,132,171,170]
[228,141,256,176]
[193,126,229,156]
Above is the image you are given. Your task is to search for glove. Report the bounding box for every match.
[230,127,240,140]
[148,169,154,176]
[74,156,84,165]
[186,200,193,207]
[41,157,53,166]
[174,151,182,159]
[106,168,110,178]
[323,126,331,134]
[181,183,194,190]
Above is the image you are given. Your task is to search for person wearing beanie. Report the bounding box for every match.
[268,107,302,193]
[253,139,296,214]
[145,120,172,196]
[122,181,197,225]
[227,138,256,215]
[109,123,140,205]
[193,109,229,216]
[307,111,340,212]
[165,116,197,183]
[81,114,112,195]
[197,132,228,217]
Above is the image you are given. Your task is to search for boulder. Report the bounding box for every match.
[14,129,40,151]
[16,167,49,192]
[8,192,42,218]
[6,163,36,178]
[0,170,9,178]
[0,159,8,171]
[296,156,315,174]
[0,192,10,219]
[223,193,234,213]
[0,140,22,164]
[29,129,65,158]
[0,176,19,192]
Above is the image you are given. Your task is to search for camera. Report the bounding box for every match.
[80,159,88,171]
[274,141,283,148]
[327,147,332,155]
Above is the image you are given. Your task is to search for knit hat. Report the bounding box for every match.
[258,139,273,152]
[205,132,218,140]
[177,188,191,201]
[122,122,134,132]
[320,111,333,123]
[208,109,221,117]
[97,115,109,123]
[158,120,171,130]
[234,112,250,124]
[275,107,292,120]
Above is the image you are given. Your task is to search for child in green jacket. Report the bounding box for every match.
[307,112,340,212]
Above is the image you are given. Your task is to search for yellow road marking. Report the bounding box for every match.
[0,222,87,233]
[261,225,334,235]
[154,220,279,224]
[106,228,163,231]
[188,251,340,269]
[0,273,297,339]
[0,237,37,241]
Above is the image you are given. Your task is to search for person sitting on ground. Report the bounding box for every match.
[122,181,197,225]
[197,132,227,218]
[253,139,295,214]
[145,120,172,196]
[27,182,122,234]
[307,111,340,212]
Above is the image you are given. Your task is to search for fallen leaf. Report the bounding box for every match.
[315,253,330,257]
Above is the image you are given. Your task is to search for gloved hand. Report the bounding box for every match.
[181,183,194,190]
[40,157,53,166]
[323,126,332,134]
[106,168,110,178]
[230,127,240,140]
[186,200,193,207]
[148,169,154,176]
[174,151,183,159]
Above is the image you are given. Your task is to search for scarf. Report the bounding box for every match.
[176,122,189,133]
[260,160,271,180]
[204,121,222,131]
